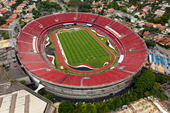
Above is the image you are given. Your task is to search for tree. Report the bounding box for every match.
[78,2,91,12]
[120,8,127,13]
[19,80,25,84]
[1,32,6,36]
[134,69,155,91]
[134,15,139,19]
[3,33,9,39]
[68,0,81,8]
[58,100,74,113]
[43,94,55,102]
[155,74,166,84]
[145,40,156,48]
[0,17,5,26]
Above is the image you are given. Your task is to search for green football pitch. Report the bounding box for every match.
[57,29,111,68]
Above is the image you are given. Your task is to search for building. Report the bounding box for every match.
[0,82,54,113]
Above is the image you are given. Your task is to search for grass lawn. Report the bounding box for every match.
[57,29,111,68]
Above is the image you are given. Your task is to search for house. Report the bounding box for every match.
[143,31,150,36]
[142,8,149,14]
[25,5,37,12]
[21,18,32,22]
[6,14,17,23]
[108,8,114,13]
[0,24,8,28]
[153,24,162,28]
[155,9,165,17]
[127,6,137,13]
[165,28,170,34]
[152,36,163,42]
[146,22,153,27]
[144,33,157,40]
[92,8,97,12]
[159,36,170,45]
[136,20,146,27]
[0,8,7,14]
[159,26,167,31]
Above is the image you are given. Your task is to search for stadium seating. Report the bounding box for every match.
[18,32,33,43]
[60,74,81,86]
[93,15,115,27]
[23,62,51,71]
[56,13,76,23]
[110,22,132,35]
[31,69,67,83]
[83,68,131,86]
[76,13,97,23]
[18,52,44,63]
[17,41,33,53]
[26,21,44,33]
[36,15,59,29]
[120,33,145,51]
[118,49,147,72]
[22,27,40,37]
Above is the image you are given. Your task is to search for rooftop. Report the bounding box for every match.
[0,82,54,113]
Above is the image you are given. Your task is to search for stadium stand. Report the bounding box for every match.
[110,22,132,35]
[118,49,147,72]
[17,13,147,99]
[18,32,33,43]
[17,41,33,52]
[61,74,81,86]
[18,53,44,63]
[26,21,44,32]
[31,69,67,83]
[93,15,115,27]
[22,26,40,37]
[56,13,76,23]
[76,13,97,23]
[23,62,51,71]
[36,15,59,29]
[120,32,145,51]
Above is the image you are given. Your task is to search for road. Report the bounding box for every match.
[55,0,66,13]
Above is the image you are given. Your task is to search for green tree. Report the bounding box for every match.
[134,69,155,91]
[43,94,55,102]
[3,33,9,39]
[134,15,139,19]
[68,0,81,8]
[58,100,74,113]
[0,17,5,26]
[1,32,6,36]
[145,40,156,48]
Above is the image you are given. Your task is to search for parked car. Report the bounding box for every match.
[13,65,17,67]
[13,59,16,63]
[5,64,10,68]
[5,68,10,71]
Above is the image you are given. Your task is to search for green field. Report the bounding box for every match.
[57,29,111,68]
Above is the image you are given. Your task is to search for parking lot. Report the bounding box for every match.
[5,49,27,80]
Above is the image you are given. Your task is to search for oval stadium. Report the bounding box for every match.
[17,13,147,99]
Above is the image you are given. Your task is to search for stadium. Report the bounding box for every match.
[16,13,147,99]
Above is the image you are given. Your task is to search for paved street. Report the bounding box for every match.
[0,39,15,49]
